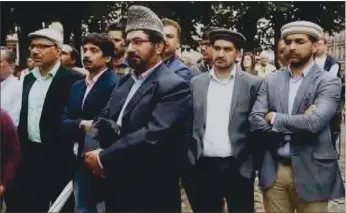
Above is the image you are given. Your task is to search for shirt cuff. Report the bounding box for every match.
[270,112,276,125]
[96,149,104,169]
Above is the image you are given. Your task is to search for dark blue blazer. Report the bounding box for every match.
[61,69,119,156]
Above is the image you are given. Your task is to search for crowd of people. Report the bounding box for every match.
[0,4,345,213]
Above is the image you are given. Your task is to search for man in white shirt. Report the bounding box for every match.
[0,46,22,126]
[19,57,35,81]
[185,28,262,212]
[5,28,82,212]
[315,36,340,76]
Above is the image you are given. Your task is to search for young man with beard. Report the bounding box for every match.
[249,21,345,212]
[162,18,192,81]
[184,28,262,212]
[5,28,83,212]
[83,5,192,212]
[190,26,218,75]
[106,22,131,76]
[61,33,119,213]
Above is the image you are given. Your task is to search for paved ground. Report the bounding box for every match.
[181,123,345,212]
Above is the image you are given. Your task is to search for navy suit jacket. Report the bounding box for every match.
[61,69,119,156]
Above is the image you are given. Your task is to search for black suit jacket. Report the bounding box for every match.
[93,62,192,211]
[61,69,119,157]
[18,65,83,157]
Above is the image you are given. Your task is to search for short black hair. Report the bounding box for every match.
[106,22,126,39]
[82,33,114,58]
[69,45,82,67]
[0,46,15,64]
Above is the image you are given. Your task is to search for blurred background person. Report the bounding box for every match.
[256,50,276,77]
[241,52,257,76]
[106,21,130,76]
[0,46,22,126]
[61,44,88,76]
[19,57,35,81]
[276,39,288,69]
[0,109,21,211]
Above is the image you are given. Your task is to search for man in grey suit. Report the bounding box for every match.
[249,21,345,212]
[183,28,262,212]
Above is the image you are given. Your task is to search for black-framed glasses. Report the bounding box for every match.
[29,44,56,51]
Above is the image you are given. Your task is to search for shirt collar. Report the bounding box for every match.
[209,64,236,82]
[32,60,60,79]
[85,68,108,87]
[288,61,314,78]
[131,61,163,82]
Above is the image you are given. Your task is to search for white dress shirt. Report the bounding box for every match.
[315,55,339,77]
[116,61,162,126]
[27,61,60,143]
[203,65,236,157]
[1,75,23,126]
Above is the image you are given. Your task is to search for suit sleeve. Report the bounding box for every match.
[60,83,82,141]
[249,77,274,132]
[99,81,192,171]
[272,77,341,134]
[175,67,193,82]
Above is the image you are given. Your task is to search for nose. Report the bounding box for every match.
[127,42,135,53]
[288,42,296,51]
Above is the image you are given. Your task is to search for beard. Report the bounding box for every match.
[288,53,312,68]
[114,49,125,59]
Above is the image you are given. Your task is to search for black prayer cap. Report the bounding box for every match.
[209,28,246,49]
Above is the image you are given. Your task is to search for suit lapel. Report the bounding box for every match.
[82,70,111,111]
[121,66,160,119]
[292,64,318,114]
[279,69,290,114]
[200,74,211,127]
[42,66,65,111]
[111,76,134,119]
[229,66,244,123]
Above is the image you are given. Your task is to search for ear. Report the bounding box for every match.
[312,42,318,54]
[155,42,165,55]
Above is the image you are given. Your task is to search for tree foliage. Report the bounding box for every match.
[1,1,344,66]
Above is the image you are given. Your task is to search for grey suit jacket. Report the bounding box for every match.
[191,65,262,179]
[249,63,345,201]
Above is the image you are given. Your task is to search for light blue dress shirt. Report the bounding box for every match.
[275,62,314,157]
[27,61,60,143]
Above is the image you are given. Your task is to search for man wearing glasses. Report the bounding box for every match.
[5,28,82,212]
[83,5,192,212]
[190,26,218,75]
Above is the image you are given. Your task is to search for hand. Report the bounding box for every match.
[80,120,93,132]
[264,112,274,124]
[84,149,105,178]
[304,105,316,116]
[0,185,5,196]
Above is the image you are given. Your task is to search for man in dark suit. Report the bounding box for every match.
[61,32,119,213]
[83,5,192,212]
[5,28,83,212]
[249,21,344,212]
[184,28,262,212]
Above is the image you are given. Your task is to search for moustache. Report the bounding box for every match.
[83,58,92,64]
[215,58,226,62]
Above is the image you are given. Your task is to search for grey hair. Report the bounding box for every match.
[0,46,16,64]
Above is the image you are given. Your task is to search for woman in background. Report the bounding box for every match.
[241,52,257,76]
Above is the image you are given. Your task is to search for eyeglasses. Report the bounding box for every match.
[29,44,56,51]
[124,39,150,47]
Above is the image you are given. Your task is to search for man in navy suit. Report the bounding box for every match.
[84,5,192,212]
[61,32,119,213]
